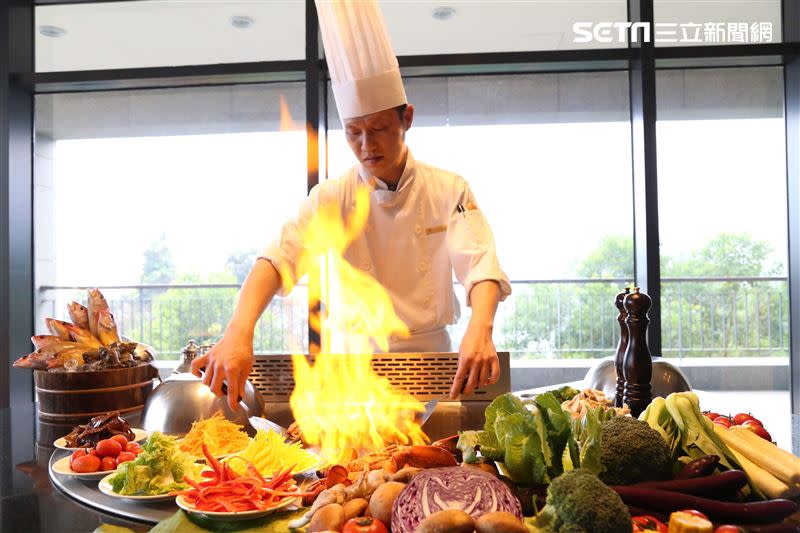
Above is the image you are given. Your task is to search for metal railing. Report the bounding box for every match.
[36,277,789,360]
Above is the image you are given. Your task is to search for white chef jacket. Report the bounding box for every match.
[260,152,511,352]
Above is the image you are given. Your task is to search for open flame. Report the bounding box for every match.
[279,95,319,176]
[286,186,428,464]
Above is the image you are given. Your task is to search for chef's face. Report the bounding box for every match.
[344,104,414,181]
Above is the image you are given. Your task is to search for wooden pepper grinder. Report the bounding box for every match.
[614,287,631,408]
[623,287,653,417]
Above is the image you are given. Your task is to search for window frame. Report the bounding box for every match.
[2,0,799,412]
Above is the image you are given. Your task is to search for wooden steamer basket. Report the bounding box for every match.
[34,364,159,446]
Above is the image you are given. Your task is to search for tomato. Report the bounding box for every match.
[713,417,732,428]
[70,449,87,465]
[714,526,745,533]
[742,420,772,441]
[632,515,668,533]
[95,439,123,458]
[342,517,389,533]
[125,442,141,453]
[116,451,136,465]
[101,456,117,471]
[71,454,101,473]
[732,413,759,426]
[680,510,709,520]
[88,448,99,457]
[703,412,721,421]
[110,435,129,448]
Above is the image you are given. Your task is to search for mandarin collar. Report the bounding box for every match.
[358,152,417,207]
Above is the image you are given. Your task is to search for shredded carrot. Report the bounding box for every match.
[179,412,250,458]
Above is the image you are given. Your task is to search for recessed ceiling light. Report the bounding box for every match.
[230,15,255,29]
[39,25,67,38]
[432,6,456,21]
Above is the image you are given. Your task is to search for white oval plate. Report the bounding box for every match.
[50,455,114,480]
[175,494,297,521]
[97,473,176,502]
[53,428,148,451]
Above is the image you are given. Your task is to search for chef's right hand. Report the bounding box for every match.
[191,332,254,411]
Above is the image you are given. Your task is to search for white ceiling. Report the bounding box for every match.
[34,1,782,73]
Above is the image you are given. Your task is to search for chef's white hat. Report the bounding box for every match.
[315,0,407,120]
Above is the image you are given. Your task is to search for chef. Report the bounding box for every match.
[193,0,511,410]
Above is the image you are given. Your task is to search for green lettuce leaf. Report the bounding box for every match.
[503,432,545,485]
[571,406,605,475]
[484,393,529,433]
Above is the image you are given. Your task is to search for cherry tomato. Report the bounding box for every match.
[732,413,758,426]
[125,442,141,453]
[713,417,732,428]
[70,449,87,465]
[714,526,745,533]
[342,517,388,533]
[101,456,117,471]
[116,451,136,465]
[88,448,99,457]
[680,510,709,520]
[110,435,129,448]
[742,420,772,441]
[632,515,668,533]
[703,412,721,421]
[71,454,101,473]
[95,439,123,458]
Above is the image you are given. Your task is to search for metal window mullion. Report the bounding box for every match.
[305,0,326,355]
[783,0,800,415]
[628,0,662,356]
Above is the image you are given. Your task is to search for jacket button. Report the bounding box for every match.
[415,224,422,235]
[418,261,429,272]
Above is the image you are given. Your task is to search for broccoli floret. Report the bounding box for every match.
[530,468,632,533]
[556,386,580,403]
[599,416,672,485]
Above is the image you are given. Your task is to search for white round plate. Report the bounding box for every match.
[53,428,148,451]
[50,455,113,480]
[175,494,297,521]
[97,473,176,502]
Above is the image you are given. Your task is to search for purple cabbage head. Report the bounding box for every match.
[391,466,522,533]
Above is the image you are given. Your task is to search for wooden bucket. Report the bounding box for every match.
[34,364,159,446]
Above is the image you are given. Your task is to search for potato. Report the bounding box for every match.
[367,481,405,525]
[308,503,345,533]
[416,509,475,533]
[342,498,368,522]
[475,511,528,533]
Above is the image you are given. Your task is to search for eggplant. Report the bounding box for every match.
[675,455,720,479]
[612,486,798,524]
[625,470,748,498]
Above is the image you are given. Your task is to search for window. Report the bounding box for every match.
[35,1,305,72]
[34,83,309,357]
[657,66,788,388]
[329,72,634,360]
[653,0,782,46]
[382,0,629,54]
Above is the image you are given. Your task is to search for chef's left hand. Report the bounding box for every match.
[451,324,500,399]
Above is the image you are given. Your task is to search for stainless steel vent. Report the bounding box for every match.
[250,352,510,402]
